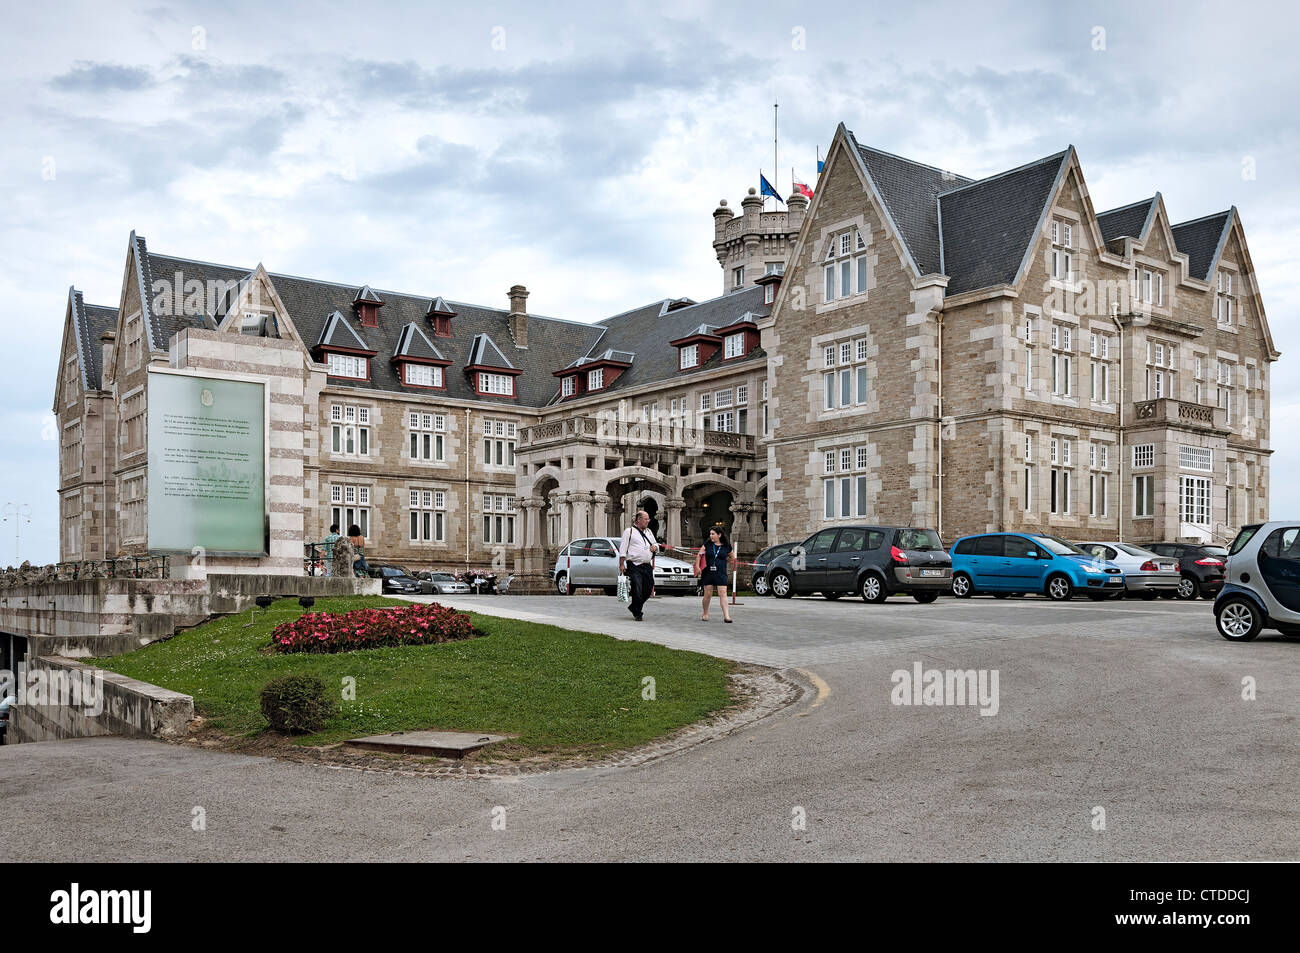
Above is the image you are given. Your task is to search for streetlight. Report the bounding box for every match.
[2,503,32,565]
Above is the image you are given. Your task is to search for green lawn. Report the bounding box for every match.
[97,596,735,758]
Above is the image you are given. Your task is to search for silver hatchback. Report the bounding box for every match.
[552,537,698,595]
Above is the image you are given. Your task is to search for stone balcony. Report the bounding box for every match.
[1129,398,1226,431]
[519,415,756,456]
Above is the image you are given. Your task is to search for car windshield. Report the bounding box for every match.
[381,567,406,577]
[1229,526,1261,556]
[1203,546,1228,558]
[1031,535,1085,556]
[431,573,455,581]
[896,528,943,551]
[1115,543,1158,558]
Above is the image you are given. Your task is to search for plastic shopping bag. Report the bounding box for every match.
[617,574,631,603]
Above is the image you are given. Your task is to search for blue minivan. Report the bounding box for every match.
[950,532,1125,601]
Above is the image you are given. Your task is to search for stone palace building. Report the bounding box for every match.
[53,122,1276,585]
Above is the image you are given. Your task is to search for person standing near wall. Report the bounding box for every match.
[323,523,341,577]
[618,509,659,622]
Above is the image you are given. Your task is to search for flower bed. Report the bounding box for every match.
[270,603,482,654]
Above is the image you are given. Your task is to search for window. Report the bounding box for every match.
[715,389,733,408]
[1089,474,1108,517]
[481,493,517,545]
[839,342,852,365]
[714,411,735,432]
[1179,445,1213,472]
[1024,466,1033,511]
[1025,434,1034,461]
[588,368,604,390]
[856,446,869,470]
[403,364,443,388]
[1216,272,1236,326]
[824,451,836,474]
[330,484,371,539]
[1050,221,1074,280]
[840,448,852,472]
[478,372,514,396]
[725,333,745,359]
[482,418,517,468]
[1062,439,1072,465]
[1134,475,1156,518]
[409,489,447,543]
[824,264,835,303]
[1179,476,1212,526]
[1132,444,1155,469]
[408,412,446,463]
[330,404,371,458]
[823,372,835,411]
[561,376,575,397]
[681,344,699,369]
[763,282,775,305]
[736,384,748,405]
[823,346,835,369]
[856,365,868,404]
[855,338,868,361]
[855,256,867,294]
[732,266,744,289]
[124,317,143,370]
[1050,469,1070,515]
[120,473,146,540]
[700,392,712,412]
[327,353,367,379]
[824,230,865,301]
[1051,325,1073,396]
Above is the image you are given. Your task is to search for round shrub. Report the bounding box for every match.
[260,674,337,734]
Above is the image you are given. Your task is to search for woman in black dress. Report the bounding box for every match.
[697,527,734,623]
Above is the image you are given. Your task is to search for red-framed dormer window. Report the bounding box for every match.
[478,372,515,397]
[432,315,452,338]
[680,343,700,369]
[587,367,605,391]
[561,375,576,398]
[402,363,445,389]
[723,333,746,360]
[327,352,369,380]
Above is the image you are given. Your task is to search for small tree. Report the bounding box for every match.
[260,674,337,734]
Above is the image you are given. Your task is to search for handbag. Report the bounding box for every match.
[617,574,631,603]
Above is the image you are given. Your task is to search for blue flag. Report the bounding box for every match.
[817,158,825,174]
[760,174,783,202]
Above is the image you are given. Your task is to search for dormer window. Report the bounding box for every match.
[478,372,514,397]
[404,364,443,388]
[763,283,775,305]
[681,344,699,369]
[328,353,368,380]
[588,368,604,390]
[561,376,575,397]
[724,333,745,360]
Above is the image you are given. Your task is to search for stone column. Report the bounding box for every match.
[728,501,750,552]
[571,491,592,539]
[591,493,610,538]
[664,497,686,550]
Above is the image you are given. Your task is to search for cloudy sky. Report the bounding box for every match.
[2,0,1297,564]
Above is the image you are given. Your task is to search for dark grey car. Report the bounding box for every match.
[766,525,951,604]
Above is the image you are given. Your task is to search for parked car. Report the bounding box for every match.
[1214,522,1300,641]
[950,533,1125,601]
[750,542,800,596]
[1146,542,1229,600]
[366,563,425,595]
[766,526,951,603]
[418,571,471,595]
[1075,541,1180,598]
[552,537,698,595]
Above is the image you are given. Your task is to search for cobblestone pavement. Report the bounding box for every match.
[2,596,1297,861]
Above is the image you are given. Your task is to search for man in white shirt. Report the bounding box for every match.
[618,509,659,621]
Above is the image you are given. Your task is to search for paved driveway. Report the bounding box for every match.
[2,595,1296,862]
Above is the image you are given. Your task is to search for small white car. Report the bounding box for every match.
[552,537,698,595]
[1076,541,1181,598]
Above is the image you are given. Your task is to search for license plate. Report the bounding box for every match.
[1160,563,1175,571]
[920,569,943,577]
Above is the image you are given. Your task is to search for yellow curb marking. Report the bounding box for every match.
[795,668,831,715]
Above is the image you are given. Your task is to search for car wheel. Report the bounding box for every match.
[859,573,887,604]
[1175,575,1199,600]
[913,591,939,604]
[753,574,769,597]
[555,573,572,596]
[771,570,794,599]
[823,591,843,601]
[1216,597,1261,642]
[952,572,974,598]
[1045,574,1073,601]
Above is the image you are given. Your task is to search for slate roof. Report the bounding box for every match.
[393,323,447,362]
[316,310,374,352]
[135,246,608,407]
[1171,210,1233,280]
[1096,196,1157,243]
[466,332,515,370]
[937,149,1071,296]
[568,349,635,369]
[69,288,118,391]
[354,285,384,305]
[851,135,974,276]
[573,286,769,398]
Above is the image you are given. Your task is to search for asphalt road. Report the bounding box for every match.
[2,595,1296,862]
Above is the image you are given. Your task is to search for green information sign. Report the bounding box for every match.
[147,370,268,555]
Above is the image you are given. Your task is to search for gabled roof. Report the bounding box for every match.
[393,322,447,363]
[1097,195,1158,243]
[1172,210,1233,280]
[938,148,1071,296]
[564,349,635,370]
[426,295,455,315]
[316,310,375,353]
[67,287,118,392]
[850,135,974,276]
[354,284,384,306]
[465,332,515,370]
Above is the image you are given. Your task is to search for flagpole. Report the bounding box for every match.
[773,99,779,210]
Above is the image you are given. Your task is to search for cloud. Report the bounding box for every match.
[51,61,154,92]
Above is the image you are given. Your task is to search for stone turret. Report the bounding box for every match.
[712,185,807,295]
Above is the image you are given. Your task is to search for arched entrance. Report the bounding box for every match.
[694,489,734,546]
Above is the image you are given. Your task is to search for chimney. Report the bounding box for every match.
[508,284,529,348]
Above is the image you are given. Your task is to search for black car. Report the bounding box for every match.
[367,563,425,595]
[766,526,951,603]
[749,542,800,596]
[1146,542,1228,600]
